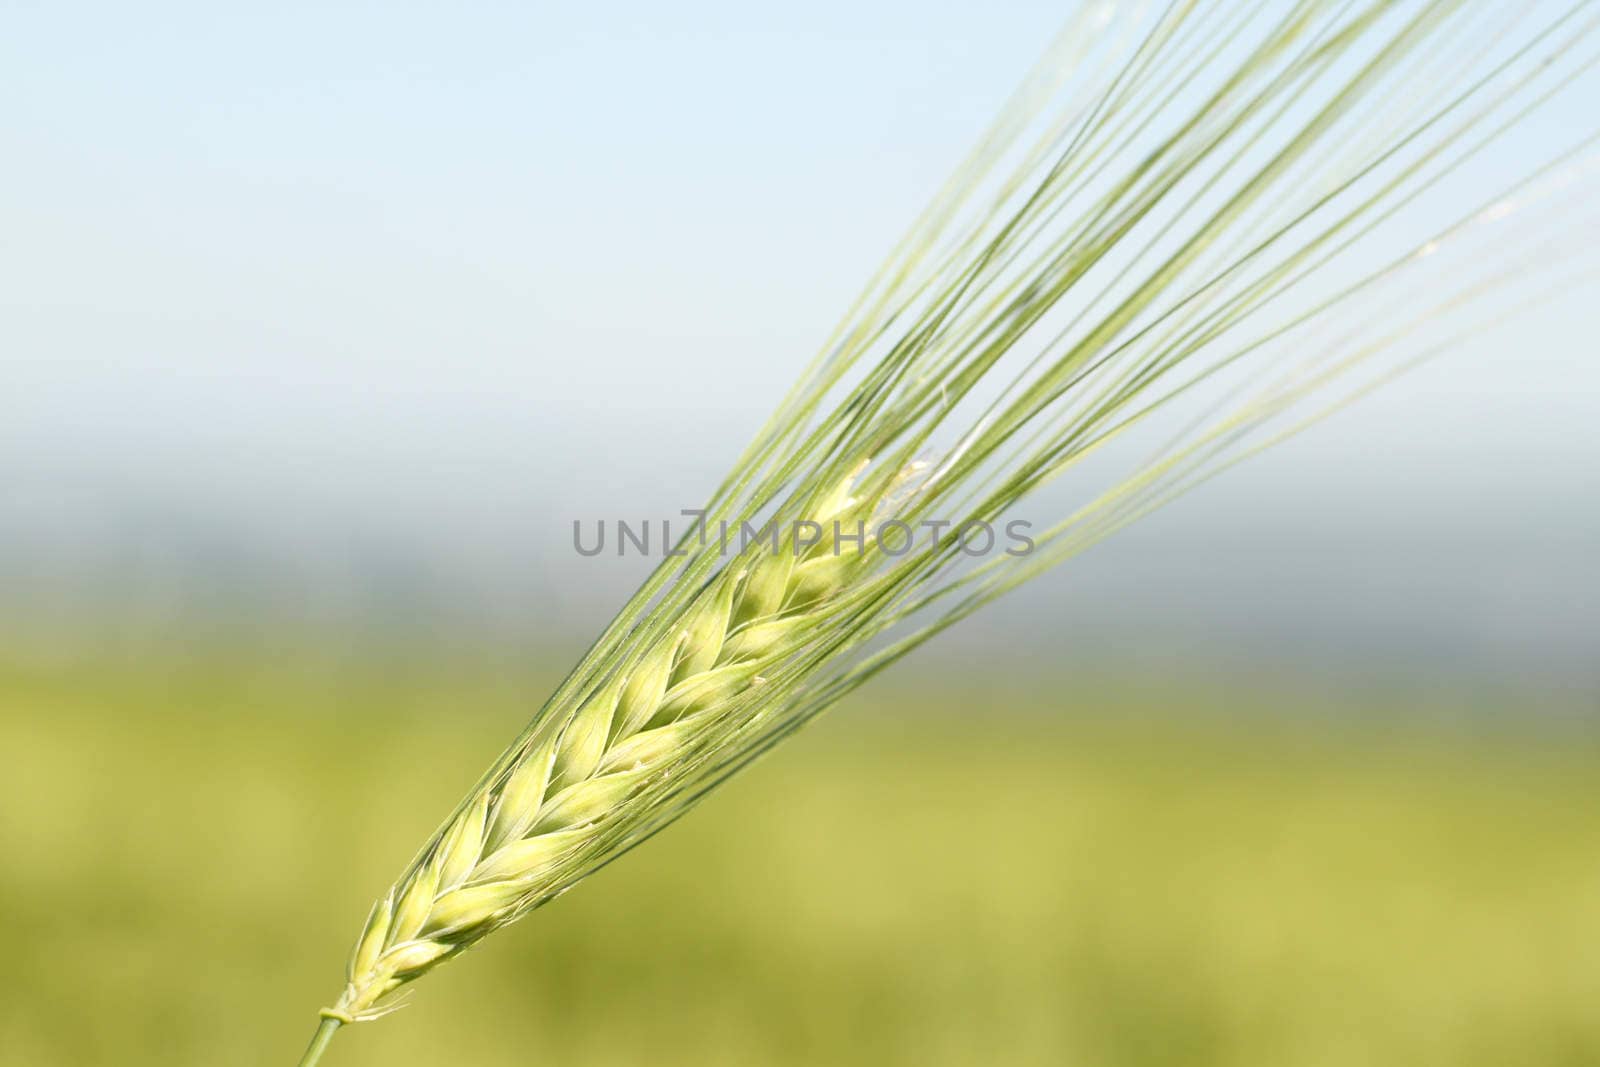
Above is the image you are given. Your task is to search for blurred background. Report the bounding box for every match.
[2,2,1597,1065]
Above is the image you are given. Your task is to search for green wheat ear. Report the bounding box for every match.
[325,464,880,1022]
[297,2,1600,1062]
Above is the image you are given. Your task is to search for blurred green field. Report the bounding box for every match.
[3,651,1599,1067]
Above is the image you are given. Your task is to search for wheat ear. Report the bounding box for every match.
[297,3,1600,1061]
[324,465,887,1021]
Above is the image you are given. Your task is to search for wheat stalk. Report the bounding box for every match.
[297,3,1600,1062]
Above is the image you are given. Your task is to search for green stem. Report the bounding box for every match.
[296,1018,342,1067]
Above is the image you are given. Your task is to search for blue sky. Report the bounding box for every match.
[3,1,1596,684]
